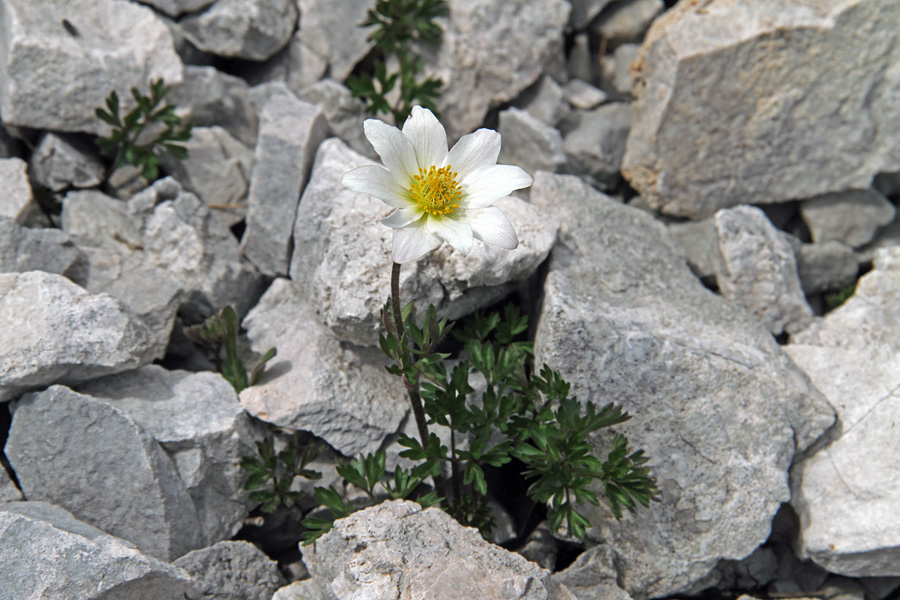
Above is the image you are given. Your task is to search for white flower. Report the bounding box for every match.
[341,106,533,263]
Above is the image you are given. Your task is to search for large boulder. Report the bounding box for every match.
[622,0,900,217]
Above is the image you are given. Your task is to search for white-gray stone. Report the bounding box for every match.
[498,107,567,175]
[289,138,558,347]
[173,540,286,600]
[531,172,834,599]
[302,500,552,600]
[0,0,182,134]
[800,189,897,249]
[136,0,215,18]
[241,86,328,277]
[168,65,259,147]
[248,35,328,98]
[794,240,859,296]
[589,0,664,47]
[0,157,32,223]
[179,0,298,61]
[515,75,567,127]
[6,386,203,560]
[273,580,331,600]
[0,220,88,284]
[0,501,196,600]
[29,133,105,192]
[566,33,595,85]
[563,103,632,190]
[295,0,376,82]
[552,546,633,600]
[297,79,376,160]
[239,278,409,458]
[609,43,642,95]
[622,0,900,218]
[667,217,718,279]
[0,467,23,502]
[0,271,154,402]
[787,246,900,576]
[569,0,615,30]
[563,79,608,110]
[713,205,813,335]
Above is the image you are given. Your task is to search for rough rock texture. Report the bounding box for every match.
[248,35,328,97]
[515,75,567,127]
[297,79,375,160]
[562,79,608,110]
[0,157,32,223]
[0,219,88,284]
[429,0,570,141]
[563,103,632,190]
[0,501,195,600]
[303,500,552,600]
[0,271,153,402]
[793,240,859,296]
[295,0,376,81]
[667,217,718,279]
[76,366,260,548]
[6,386,203,560]
[622,0,900,218]
[179,0,298,61]
[800,189,897,249]
[239,278,408,457]
[169,65,259,147]
[174,540,286,600]
[241,86,328,277]
[29,133,105,192]
[273,580,331,600]
[498,107,567,175]
[713,205,813,335]
[289,138,558,347]
[0,0,182,134]
[0,467,23,502]
[786,246,900,576]
[530,172,834,599]
[553,546,633,600]
[590,0,664,47]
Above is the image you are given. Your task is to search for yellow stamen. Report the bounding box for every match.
[410,165,462,217]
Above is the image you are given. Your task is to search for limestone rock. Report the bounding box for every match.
[531,172,834,599]
[713,205,813,335]
[622,0,900,218]
[0,220,88,284]
[794,240,858,296]
[800,189,896,249]
[248,35,328,97]
[297,79,375,160]
[6,386,203,560]
[0,467,23,502]
[179,0,298,61]
[295,0,376,81]
[553,546,633,600]
[562,79,608,110]
[667,217,718,279]
[239,278,408,457]
[174,540,286,600]
[302,500,552,600]
[29,133,104,192]
[0,0,182,134]
[289,138,558,347]
[515,75,567,127]
[168,66,259,147]
[0,501,195,600]
[589,0,664,48]
[273,580,331,600]
[0,272,153,402]
[564,103,632,190]
[0,157,32,223]
[498,107,567,176]
[786,247,900,576]
[241,86,328,277]
[609,43,642,96]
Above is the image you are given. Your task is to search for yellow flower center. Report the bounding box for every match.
[410,165,462,216]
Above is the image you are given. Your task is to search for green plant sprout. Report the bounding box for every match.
[347,0,447,123]
[95,78,192,182]
[183,306,276,394]
[241,434,322,513]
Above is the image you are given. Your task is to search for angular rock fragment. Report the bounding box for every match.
[515,75,567,127]
[251,35,328,96]
[800,189,896,249]
[0,501,195,600]
[667,217,718,279]
[564,103,632,190]
[295,0,376,81]
[0,157,32,223]
[793,240,858,296]
[531,172,834,599]
[787,247,900,576]
[553,546,633,600]
[498,107,567,176]
[297,79,375,160]
[0,220,88,284]
[608,43,642,95]
[169,65,259,147]
[273,580,331,600]
[713,205,813,335]
[29,133,104,192]
[242,86,328,277]
[289,139,558,347]
[303,500,552,600]
[0,467,23,502]
[0,0,182,134]
[174,540,286,600]
[179,0,298,61]
[562,79,608,110]
[589,0,664,47]
[240,278,408,458]
[622,0,900,217]
[0,272,153,402]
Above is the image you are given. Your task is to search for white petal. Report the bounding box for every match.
[402,106,448,170]
[468,206,518,250]
[392,221,443,263]
[461,165,534,209]
[444,129,501,179]
[341,166,412,208]
[363,119,418,186]
[425,216,473,255]
[382,206,424,229]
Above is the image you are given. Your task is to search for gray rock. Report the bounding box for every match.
[515,75,567,127]
[563,79,608,110]
[622,0,900,218]
[29,133,105,192]
[589,0,664,48]
[0,157,32,223]
[239,278,409,458]
[567,33,595,84]
[610,43,641,95]
[569,0,615,30]
[273,580,331,600]
[0,0,182,134]
[0,220,88,284]
[498,107,567,175]
[800,189,896,249]
[795,240,858,295]
[0,272,154,402]
[241,86,328,277]
[713,205,813,335]
[786,246,900,576]
[553,546,632,600]
[0,501,195,600]
[530,172,834,599]
[6,386,203,560]
[0,467,23,502]
[563,103,632,190]
[430,0,570,141]
[297,79,375,160]
[248,35,328,97]
[168,66,259,147]
[667,217,718,279]
[303,500,552,600]
[173,540,286,600]
[179,0,298,61]
[61,188,145,251]
[295,0,376,81]
[289,138,558,347]
[137,0,215,18]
